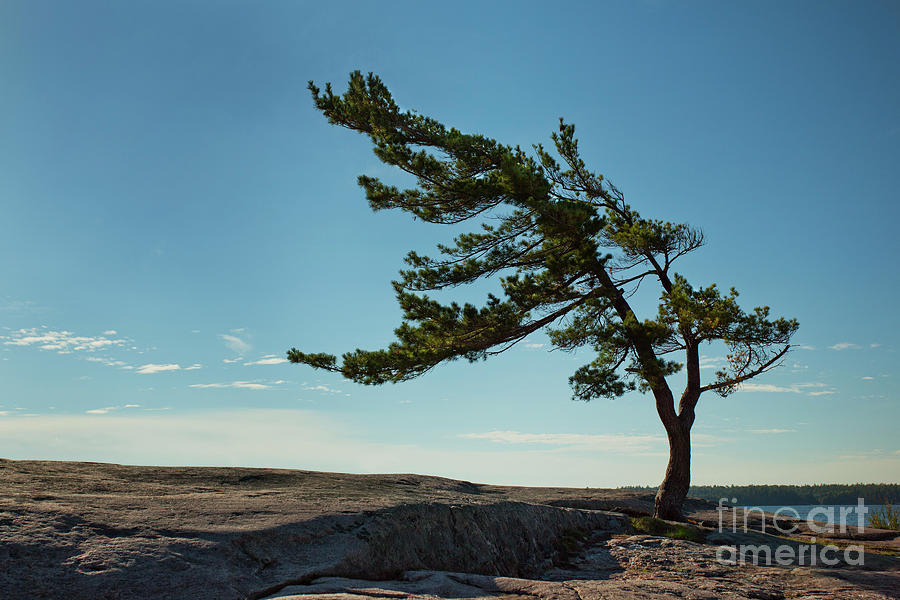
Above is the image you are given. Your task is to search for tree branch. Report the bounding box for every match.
[699,344,792,394]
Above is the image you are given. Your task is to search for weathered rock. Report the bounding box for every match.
[0,460,629,599]
[270,536,899,600]
[1,459,897,600]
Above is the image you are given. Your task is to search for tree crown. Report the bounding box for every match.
[289,71,798,401]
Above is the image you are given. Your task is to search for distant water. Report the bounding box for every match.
[742,504,900,528]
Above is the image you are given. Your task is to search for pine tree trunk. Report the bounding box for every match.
[654,420,691,521]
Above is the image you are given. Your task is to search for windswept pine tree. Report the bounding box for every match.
[289,72,798,520]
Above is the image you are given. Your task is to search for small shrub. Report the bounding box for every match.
[630,516,706,543]
[869,500,899,530]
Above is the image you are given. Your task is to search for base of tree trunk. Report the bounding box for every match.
[654,426,691,521]
[654,489,686,521]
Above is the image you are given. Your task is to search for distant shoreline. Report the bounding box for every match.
[621,484,900,506]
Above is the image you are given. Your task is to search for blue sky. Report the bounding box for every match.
[1,0,898,486]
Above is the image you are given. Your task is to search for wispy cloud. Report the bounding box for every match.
[302,382,344,394]
[699,356,726,370]
[244,354,288,366]
[836,449,893,461]
[135,363,181,375]
[459,430,664,454]
[0,298,46,313]
[84,356,130,368]
[219,331,250,354]
[184,363,202,370]
[692,433,730,447]
[796,345,816,351]
[739,382,835,396]
[189,380,286,390]
[739,383,795,393]
[749,428,797,434]
[223,357,243,364]
[86,404,141,415]
[829,342,860,351]
[523,343,544,349]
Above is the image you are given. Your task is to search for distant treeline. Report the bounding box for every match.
[620,484,900,505]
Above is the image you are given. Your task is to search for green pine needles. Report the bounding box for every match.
[288,71,798,520]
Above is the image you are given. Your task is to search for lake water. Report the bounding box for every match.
[743,504,899,528]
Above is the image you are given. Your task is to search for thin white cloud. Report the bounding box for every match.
[739,383,795,393]
[687,432,729,447]
[219,333,250,354]
[189,380,285,390]
[184,363,202,370]
[103,330,117,336]
[86,404,141,415]
[244,355,288,366]
[84,356,130,368]
[699,356,726,370]
[862,376,874,380]
[459,430,664,453]
[223,357,243,364]
[796,345,816,351]
[739,382,835,396]
[523,343,544,349]
[0,298,45,312]
[870,343,881,348]
[829,342,859,351]
[302,383,343,394]
[749,428,797,434]
[135,363,181,375]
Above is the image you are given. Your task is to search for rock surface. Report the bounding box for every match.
[1,459,897,599]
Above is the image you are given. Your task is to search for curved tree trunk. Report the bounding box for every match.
[654,420,691,521]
